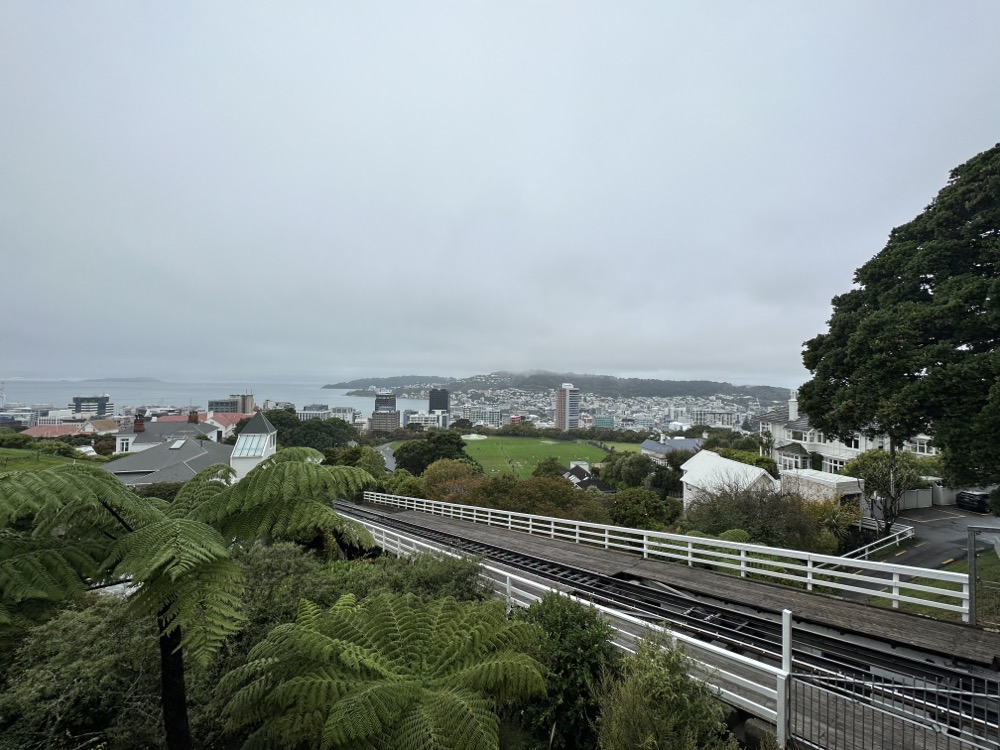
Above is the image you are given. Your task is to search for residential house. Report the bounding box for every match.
[563,464,614,494]
[103,439,235,486]
[757,391,938,475]
[679,449,777,509]
[115,414,217,454]
[640,437,703,465]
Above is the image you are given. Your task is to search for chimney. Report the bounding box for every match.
[788,390,799,421]
[133,414,145,433]
[188,410,199,424]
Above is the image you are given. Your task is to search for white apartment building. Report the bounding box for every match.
[758,391,938,474]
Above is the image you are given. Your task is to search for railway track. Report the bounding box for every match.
[337,501,1000,745]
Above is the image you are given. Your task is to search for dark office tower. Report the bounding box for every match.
[429,388,449,413]
[374,390,396,412]
[71,394,114,417]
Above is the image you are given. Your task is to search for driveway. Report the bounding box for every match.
[886,505,1000,569]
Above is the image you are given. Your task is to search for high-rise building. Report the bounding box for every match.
[374,391,396,412]
[208,393,255,413]
[371,390,400,432]
[71,394,114,417]
[554,383,580,431]
[429,388,449,413]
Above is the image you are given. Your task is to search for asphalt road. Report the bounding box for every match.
[887,505,1000,569]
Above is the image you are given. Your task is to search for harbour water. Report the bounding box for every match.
[0,379,428,416]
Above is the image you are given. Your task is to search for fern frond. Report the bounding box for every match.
[219,593,545,750]
[0,532,98,604]
[169,463,234,517]
[261,447,325,465]
[193,461,376,546]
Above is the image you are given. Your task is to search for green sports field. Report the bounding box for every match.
[0,447,83,472]
[460,437,617,478]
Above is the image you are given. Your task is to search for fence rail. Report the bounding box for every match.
[841,518,915,560]
[354,514,992,750]
[362,491,969,621]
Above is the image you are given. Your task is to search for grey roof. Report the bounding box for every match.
[239,412,276,435]
[775,441,811,457]
[103,439,233,486]
[757,406,811,432]
[640,438,703,455]
[119,420,217,445]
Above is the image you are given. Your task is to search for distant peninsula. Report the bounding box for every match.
[81,377,163,383]
[325,371,789,403]
[324,376,453,389]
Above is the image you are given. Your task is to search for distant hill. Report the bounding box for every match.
[328,371,789,403]
[323,376,454,389]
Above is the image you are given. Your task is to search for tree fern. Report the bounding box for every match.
[221,593,546,750]
[1,449,380,750]
[193,456,376,548]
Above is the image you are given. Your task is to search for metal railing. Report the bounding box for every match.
[362,491,969,621]
[356,516,789,742]
[356,514,996,750]
[840,518,915,560]
[791,672,998,750]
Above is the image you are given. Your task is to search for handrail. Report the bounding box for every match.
[361,491,969,621]
[354,516,784,726]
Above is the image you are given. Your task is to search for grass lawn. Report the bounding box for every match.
[463,437,610,478]
[868,549,998,622]
[597,441,643,453]
[0,447,83,472]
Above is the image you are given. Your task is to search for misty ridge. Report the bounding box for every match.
[326,371,789,402]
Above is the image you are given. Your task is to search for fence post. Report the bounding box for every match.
[892,572,900,609]
[776,609,793,748]
[740,549,746,578]
[806,557,814,592]
[968,527,978,625]
[643,534,649,560]
[506,576,513,616]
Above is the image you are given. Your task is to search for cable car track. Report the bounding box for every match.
[337,502,1000,743]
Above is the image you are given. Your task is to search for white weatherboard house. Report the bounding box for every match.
[679,449,778,509]
[230,412,277,480]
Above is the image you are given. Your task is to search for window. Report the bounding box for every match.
[824,458,847,473]
[791,430,804,441]
[845,436,860,450]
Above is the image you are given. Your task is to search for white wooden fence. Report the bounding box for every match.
[362,491,969,621]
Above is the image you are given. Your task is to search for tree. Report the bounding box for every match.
[609,487,680,530]
[597,632,738,750]
[0,452,377,750]
[469,475,611,524]
[601,452,654,488]
[0,595,165,750]
[800,144,1000,487]
[393,431,474,475]
[220,593,546,750]
[684,483,832,552]
[450,417,474,431]
[532,455,567,478]
[329,445,386,477]
[843,449,927,535]
[514,593,619,750]
[420,457,486,501]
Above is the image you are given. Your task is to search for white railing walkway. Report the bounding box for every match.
[362,491,969,622]
[356,516,793,746]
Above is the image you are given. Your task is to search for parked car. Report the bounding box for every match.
[956,490,991,513]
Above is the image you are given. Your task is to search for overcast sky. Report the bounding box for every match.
[2,3,998,388]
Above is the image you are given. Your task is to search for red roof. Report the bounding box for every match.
[22,425,83,438]
[208,412,251,427]
[154,412,208,423]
